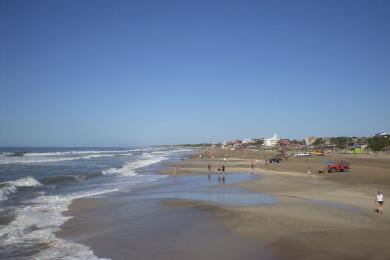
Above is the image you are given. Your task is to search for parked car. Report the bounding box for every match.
[327,160,351,173]
[310,150,324,156]
[269,157,283,163]
[294,152,310,157]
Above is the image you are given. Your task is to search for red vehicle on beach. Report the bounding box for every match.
[327,160,351,173]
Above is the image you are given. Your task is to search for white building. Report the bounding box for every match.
[263,134,279,147]
[376,132,390,138]
[304,136,316,146]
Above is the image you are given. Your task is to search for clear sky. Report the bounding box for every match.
[1,0,389,147]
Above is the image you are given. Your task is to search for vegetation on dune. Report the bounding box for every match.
[368,136,390,152]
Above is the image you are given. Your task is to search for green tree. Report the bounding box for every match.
[312,138,323,146]
[253,139,264,146]
[368,136,390,152]
[330,137,353,149]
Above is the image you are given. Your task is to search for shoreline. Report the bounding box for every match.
[58,148,390,259]
[58,171,275,259]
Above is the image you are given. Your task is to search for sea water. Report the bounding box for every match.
[0,146,192,259]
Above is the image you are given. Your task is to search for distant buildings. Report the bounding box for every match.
[217,133,388,152]
[279,139,291,146]
[263,134,279,147]
[375,132,390,138]
[304,136,316,146]
[222,139,243,149]
[290,139,305,149]
[242,139,255,144]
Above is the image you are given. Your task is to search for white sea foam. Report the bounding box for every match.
[101,167,119,175]
[0,149,140,165]
[0,185,17,201]
[0,176,42,201]
[0,153,118,165]
[5,176,42,187]
[36,238,109,260]
[102,153,168,176]
[0,189,117,259]
[119,153,133,156]
[0,147,184,258]
[25,150,131,157]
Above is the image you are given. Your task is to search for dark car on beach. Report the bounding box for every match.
[269,157,283,163]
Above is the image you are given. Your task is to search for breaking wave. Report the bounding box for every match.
[0,177,42,201]
[0,153,118,165]
[24,150,131,157]
[0,147,194,259]
[102,153,169,177]
[0,189,118,259]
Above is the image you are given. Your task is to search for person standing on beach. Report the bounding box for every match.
[222,164,225,174]
[207,162,212,182]
[376,191,384,214]
[217,164,221,182]
[307,167,311,176]
[251,161,255,170]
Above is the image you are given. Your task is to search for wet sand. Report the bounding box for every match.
[58,175,274,260]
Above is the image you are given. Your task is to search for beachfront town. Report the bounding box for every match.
[217,132,390,154]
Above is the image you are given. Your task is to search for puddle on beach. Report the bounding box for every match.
[127,173,276,206]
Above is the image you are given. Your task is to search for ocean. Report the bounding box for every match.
[0,146,192,259]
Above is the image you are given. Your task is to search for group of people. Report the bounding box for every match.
[207,162,227,183]
[202,153,385,215]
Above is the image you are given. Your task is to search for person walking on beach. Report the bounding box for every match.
[251,161,255,170]
[307,167,311,176]
[217,164,221,182]
[376,191,384,214]
[208,162,211,172]
[222,164,225,174]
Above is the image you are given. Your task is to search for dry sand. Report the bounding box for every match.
[163,148,390,259]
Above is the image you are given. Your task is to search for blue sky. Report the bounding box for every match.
[1,0,389,146]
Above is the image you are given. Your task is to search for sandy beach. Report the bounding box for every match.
[164,149,390,259]
[58,148,390,259]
